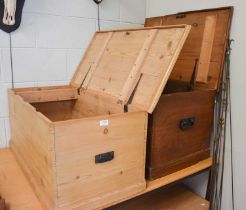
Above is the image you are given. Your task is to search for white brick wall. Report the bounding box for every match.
[0,0,146,147]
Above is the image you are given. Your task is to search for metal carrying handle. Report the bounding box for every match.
[176,14,186,19]
[179,117,195,131]
[95,151,114,164]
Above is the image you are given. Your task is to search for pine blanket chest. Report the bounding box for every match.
[145,7,233,179]
[9,26,191,210]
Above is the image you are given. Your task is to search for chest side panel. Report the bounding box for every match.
[147,90,214,179]
[54,112,147,209]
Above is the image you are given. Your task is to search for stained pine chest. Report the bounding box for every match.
[145,7,233,179]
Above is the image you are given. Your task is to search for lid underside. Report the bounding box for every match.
[71,26,191,113]
[145,7,233,91]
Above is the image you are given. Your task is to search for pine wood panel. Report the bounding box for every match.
[8,90,57,210]
[70,26,191,113]
[196,15,217,83]
[130,27,190,113]
[73,89,124,118]
[54,112,147,210]
[145,7,233,90]
[86,30,150,98]
[14,86,78,103]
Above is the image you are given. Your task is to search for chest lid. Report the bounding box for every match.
[145,7,233,91]
[70,26,191,113]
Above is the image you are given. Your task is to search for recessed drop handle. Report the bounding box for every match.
[176,14,186,19]
[95,151,114,164]
[179,117,195,131]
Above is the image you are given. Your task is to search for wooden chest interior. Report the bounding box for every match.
[145,7,233,180]
[9,26,191,210]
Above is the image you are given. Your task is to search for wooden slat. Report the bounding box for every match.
[129,26,191,113]
[15,86,78,103]
[82,32,114,89]
[119,29,158,103]
[196,15,217,83]
[147,26,191,113]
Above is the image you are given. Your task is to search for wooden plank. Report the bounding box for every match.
[99,157,212,209]
[15,86,78,103]
[196,15,217,83]
[147,26,191,113]
[119,29,158,103]
[86,30,150,99]
[72,89,124,118]
[98,25,188,33]
[9,90,57,210]
[82,32,114,89]
[0,149,43,210]
[32,100,76,122]
[54,112,147,210]
[129,26,191,113]
[107,185,209,210]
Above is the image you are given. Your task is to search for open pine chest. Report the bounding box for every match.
[145,7,233,179]
[8,26,191,210]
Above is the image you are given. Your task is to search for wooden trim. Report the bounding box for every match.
[82,32,114,89]
[147,25,192,113]
[146,158,212,192]
[146,6,234,19]
[97,25,189,33]
[215,7,234,91]
[175,6,233,15]
[119,29,158,103]
[15,86,78,103]
[196,15,217,83]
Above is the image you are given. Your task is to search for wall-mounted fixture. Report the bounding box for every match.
[0,0,25,33]
[93,0,103,5]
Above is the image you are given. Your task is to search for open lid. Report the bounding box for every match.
[70,26,191,113]
[145,7,233,90]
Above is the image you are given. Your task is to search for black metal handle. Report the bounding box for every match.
[176,14,186,19]
[95,151,114,164]
[179,117,195,131]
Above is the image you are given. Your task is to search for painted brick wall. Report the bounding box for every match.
[0,0,146,147]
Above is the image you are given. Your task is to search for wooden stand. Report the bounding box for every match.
[107,185,209,210]
[0,149,211,210]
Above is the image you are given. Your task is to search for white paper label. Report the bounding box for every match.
[100,119,109,126]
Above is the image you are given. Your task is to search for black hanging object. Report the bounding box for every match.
[0,0,26,33]
[93,0,103,5]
